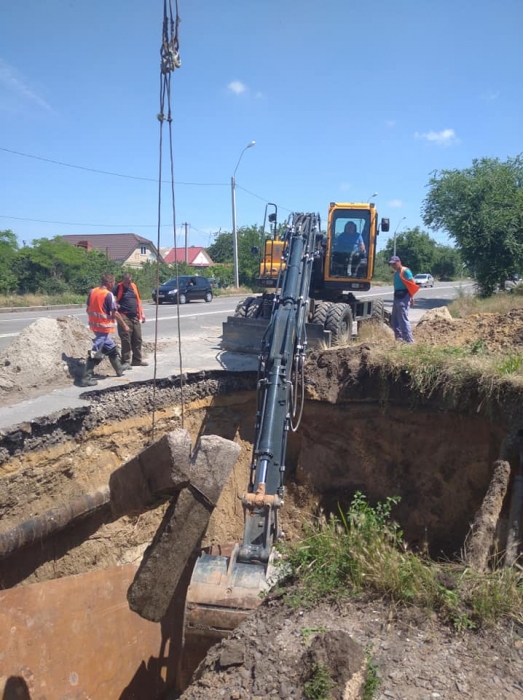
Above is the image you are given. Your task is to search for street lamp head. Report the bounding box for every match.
[368,192,378,202]
[247,140,256,148]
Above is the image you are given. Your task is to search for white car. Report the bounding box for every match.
[414,273,434,288]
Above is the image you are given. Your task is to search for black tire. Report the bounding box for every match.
[178,293,187,305]
[245,298,262,318]
[158,299,163,305]
[370,298,385,323]
[234,296,255,318]
[325,303,353,345]
[204,291,213,302]
[311,301,335,327]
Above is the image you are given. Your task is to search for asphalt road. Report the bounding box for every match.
[0,281,475,430]
[0,281,474,351]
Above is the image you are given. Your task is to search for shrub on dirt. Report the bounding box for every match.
[281,492,523,629]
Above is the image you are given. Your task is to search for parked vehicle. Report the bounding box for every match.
[152,275,213,304]
[413,273,434,288]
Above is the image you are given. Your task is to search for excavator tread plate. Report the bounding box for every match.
[222,317,331,354]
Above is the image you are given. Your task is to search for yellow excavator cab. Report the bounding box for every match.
[258,238,285,284]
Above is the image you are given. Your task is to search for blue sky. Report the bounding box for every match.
[1,0,522,252]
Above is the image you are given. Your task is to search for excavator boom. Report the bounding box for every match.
[184,213,322,662]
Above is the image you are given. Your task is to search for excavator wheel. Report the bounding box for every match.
[245,298,263,318]
[234,296,256,317]
[311,301,335,328]
[325,303,353,345]
[370,298,385,323]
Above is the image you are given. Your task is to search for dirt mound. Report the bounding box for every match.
[181,594,523,700]
[0,316,91,400]
[414,308,523,352]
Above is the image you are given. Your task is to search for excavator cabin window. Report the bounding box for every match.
[330,211,370,280]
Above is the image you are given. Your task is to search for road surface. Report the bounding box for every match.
[0,281,474,351]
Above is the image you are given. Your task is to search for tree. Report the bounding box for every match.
[207,233,233,264]
[383,227,438,275]
[0,230,19,294]
[422,155,523,296]
[207,226,264,287]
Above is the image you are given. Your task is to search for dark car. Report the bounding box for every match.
[152,275,213,304]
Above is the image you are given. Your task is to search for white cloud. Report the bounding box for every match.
[385,119,396,128]
[481,91,500,101]
[388,199,403,208]
[0,59,52,111]
[227,80,247,95]
[339,182,351,192]
[414,128,458,146]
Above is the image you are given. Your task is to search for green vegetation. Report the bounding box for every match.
[281,492,523,629]
[0,230,234,306]
[362,651,381,700]
[373,226,463,283]
[303,662,336,700]
[422,154,523,297]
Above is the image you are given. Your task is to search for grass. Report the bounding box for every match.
[449,287,523,318]
[279,492,523,630]
[0,293,84,308]
[362,651,381,700]
[303,662,336,700]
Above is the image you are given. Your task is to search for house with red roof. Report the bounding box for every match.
[162,246,214,267]
[62,233,163,268]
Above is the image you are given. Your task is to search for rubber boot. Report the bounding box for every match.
[108,349,131,377]
[79,356,98,387]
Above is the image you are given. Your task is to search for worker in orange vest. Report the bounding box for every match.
[113,273,148,367]
[388,255,419,343]
[78,273,131,387]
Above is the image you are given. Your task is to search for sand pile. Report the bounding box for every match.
[0,316,93,401]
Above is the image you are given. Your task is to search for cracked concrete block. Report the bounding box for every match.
[128,435,240,622]
[189,434,242,505]
[110,429,192,517]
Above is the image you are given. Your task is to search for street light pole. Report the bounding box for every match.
[393,216,407,257]
[367,192,378,203]
[231,140,256,288]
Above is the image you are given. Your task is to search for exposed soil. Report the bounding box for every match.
[180,594,523,700]
[414,307,523,352]
[0,315,159,406]
[1,310,523,699]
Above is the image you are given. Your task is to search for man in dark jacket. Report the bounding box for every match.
[113,273,149,366]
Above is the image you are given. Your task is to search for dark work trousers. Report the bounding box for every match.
[391,294,414,343]
[118,316,143,363]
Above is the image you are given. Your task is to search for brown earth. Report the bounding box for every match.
[414,307,523,353]
[1,311,523,699]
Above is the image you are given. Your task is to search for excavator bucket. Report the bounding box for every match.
[221,316,331,354]
[180,543,274,686]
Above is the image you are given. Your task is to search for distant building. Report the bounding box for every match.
[62,233,163,268]
[162,246,214,268]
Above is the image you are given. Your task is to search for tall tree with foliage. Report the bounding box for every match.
[207,225,264,286]
[422,155,523,296]
[0,230,19,294]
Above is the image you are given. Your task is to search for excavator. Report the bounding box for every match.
[182,205,389,674]
[222,201,390,352]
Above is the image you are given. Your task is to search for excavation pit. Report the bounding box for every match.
[0,348,521,699]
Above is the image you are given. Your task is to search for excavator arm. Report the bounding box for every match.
[183,213,322,670]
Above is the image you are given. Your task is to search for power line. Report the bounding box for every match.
[0,147,228,187]
[0,214,174,228]
[236,183,293,213]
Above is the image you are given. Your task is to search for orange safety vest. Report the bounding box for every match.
[115,281,144,321]
[87,287,116,334]
[399,267,420,297]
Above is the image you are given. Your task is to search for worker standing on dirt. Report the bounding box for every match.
[78,273,131,387]
[389,255,418,343]
[113,273,148,367]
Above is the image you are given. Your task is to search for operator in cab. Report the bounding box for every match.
[334,221,366,254]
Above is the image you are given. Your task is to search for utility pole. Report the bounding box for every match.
[183,222,189,264]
